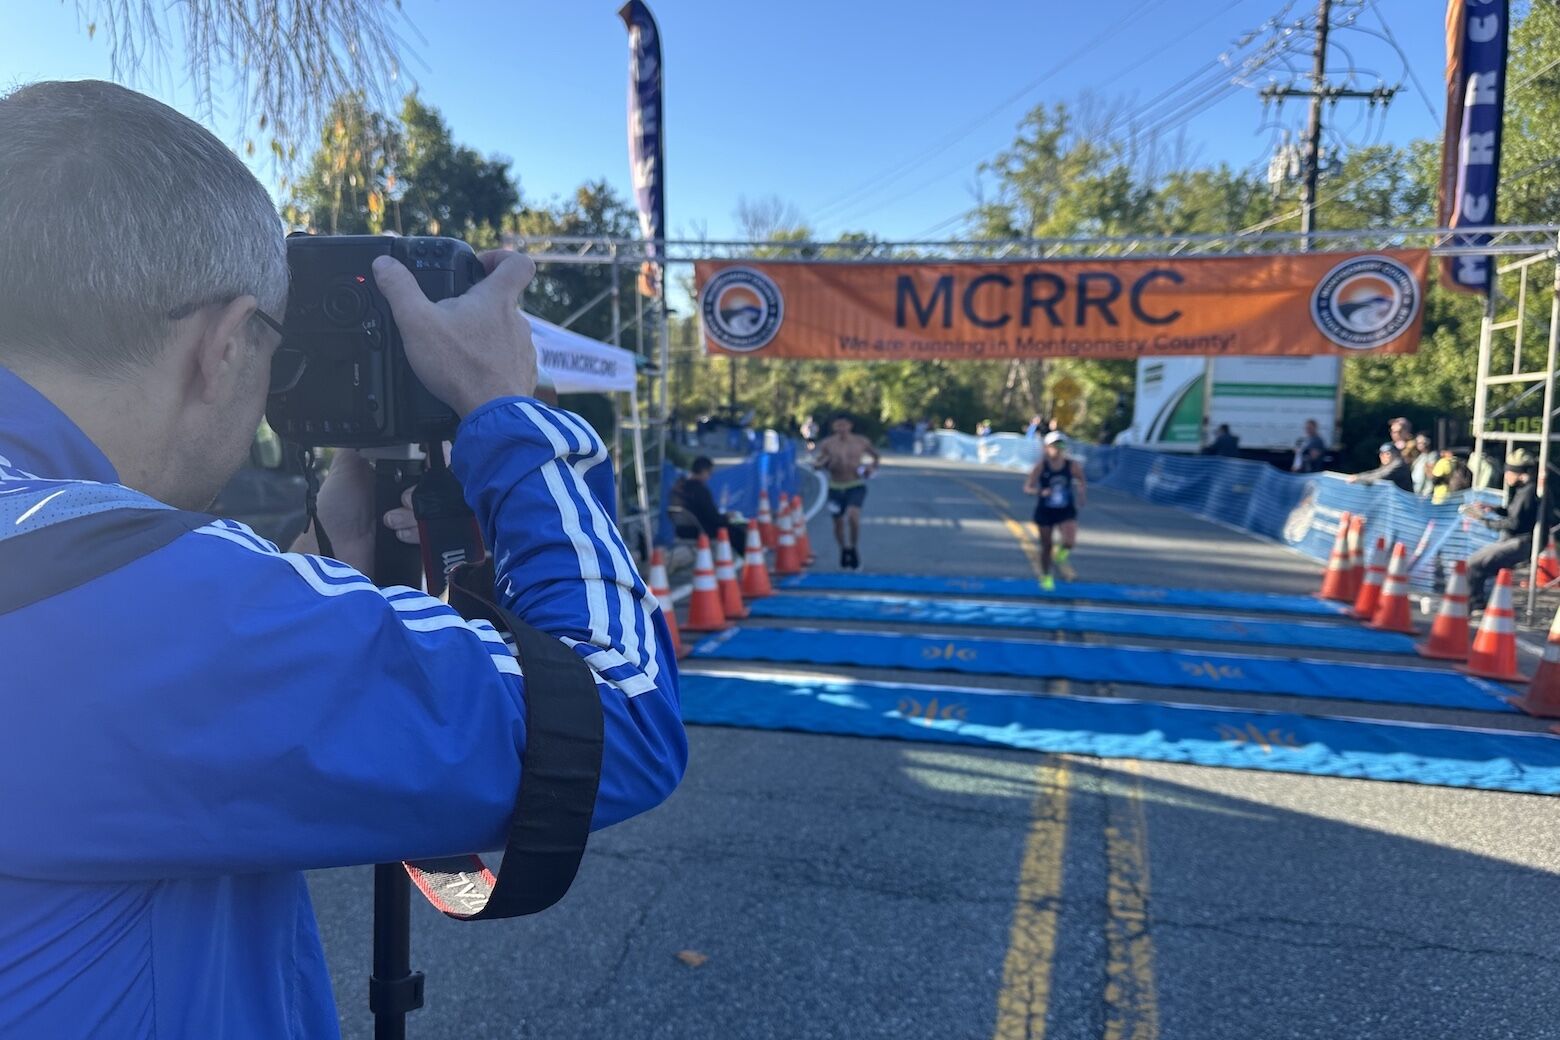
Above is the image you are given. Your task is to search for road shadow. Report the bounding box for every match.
[309,729,1560,1040]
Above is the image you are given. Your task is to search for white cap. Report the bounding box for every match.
[1044,431,1067,446]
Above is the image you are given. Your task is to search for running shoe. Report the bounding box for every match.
[840,547,850,569]
[1039,573,1056,592]
[1053,545,1077,581]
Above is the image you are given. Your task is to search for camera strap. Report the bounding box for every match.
[400,457,604,921]
[402,559,604,920]
[0,505,212,617]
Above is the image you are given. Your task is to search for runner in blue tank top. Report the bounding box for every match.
[1022,431,1087,591]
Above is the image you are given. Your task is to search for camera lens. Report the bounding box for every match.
[322,283,368,326]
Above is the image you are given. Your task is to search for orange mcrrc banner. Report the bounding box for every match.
[696,250,1429,361]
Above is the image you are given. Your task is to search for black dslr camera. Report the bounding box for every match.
[266,234,486,448]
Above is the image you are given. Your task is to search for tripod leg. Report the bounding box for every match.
[371,863,421,1040]
[369,459,426,1040]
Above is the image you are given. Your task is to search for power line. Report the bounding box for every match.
[1242,19,1555,236]
[807,0,1174,224]
[811,0,1262,228]
[1506,154,1560,185]
[1513,54,1560,92]
[838,0,1278,234]
[1365,0,1439,125]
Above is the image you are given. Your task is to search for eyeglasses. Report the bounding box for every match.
[166,297,304,396]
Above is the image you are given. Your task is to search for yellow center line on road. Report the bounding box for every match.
[950,476,1045,582]
[954,474,1162,1039]
[992,758,1070,1040]
[1104,761,1160,1040]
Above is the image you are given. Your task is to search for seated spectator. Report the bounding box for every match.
[1465,450,1542,610]
[671,456,747,554]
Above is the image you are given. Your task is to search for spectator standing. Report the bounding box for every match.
[1203,424,1240,457]
[800,414,819,450]
[1411,433,1435,496]
[1389,417,1414,455]
[1293,418,1328,472]
[1429,448,1473,504]
[0,80,684,1038]
[1347,443,1415,493]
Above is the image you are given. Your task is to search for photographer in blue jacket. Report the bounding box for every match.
[0,80,686,1038]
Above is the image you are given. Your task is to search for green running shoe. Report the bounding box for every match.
[1053,545,1077,581]
[1039,573,1056,592]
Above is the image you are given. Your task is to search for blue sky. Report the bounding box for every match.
[3,0,1447,242]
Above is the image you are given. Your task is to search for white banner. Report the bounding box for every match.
[529,316,637,395]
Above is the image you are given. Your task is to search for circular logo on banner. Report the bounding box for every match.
[701,267,784,353]
[1310,255,1420,350]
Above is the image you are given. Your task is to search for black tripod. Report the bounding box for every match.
[367,453,430,1040]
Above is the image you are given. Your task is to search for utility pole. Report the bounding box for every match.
[1300,0,1330,244]
[1260,0,1397,248]
[1256,0,1397,452]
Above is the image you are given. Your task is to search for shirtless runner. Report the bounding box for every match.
[812,414,881,570]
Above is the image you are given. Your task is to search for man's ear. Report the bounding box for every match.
[189,295,258,405]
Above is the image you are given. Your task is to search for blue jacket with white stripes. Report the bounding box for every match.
[0,366,686,1038]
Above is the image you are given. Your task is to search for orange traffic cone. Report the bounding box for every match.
[756,492,777,552]
[1416,559,1471,661]
[1539,539,1560,587]
[741,524,774,599]
[773,508,802,576]
[1318,511,1354,602]
[1351,536,1388,620]
[1460,568,1525,683]
[790,495,815,566]
[714,528,749,619]
[647,548,683,657]
[1508,603,1560,717]
[1346,514,1366,599]
[1369,542,1415,634]
[683,534,729,632]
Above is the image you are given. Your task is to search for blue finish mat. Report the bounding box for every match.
[775,573,1350,618]
[680,672,1560,795]
[689,627,1517,713]
[747,594,1419,656]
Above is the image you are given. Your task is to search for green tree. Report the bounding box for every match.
[285,94,516,244]
[513,181,647,346]
[282,93,400,234]
[397,95,517,244]
[1501,0,1560,226]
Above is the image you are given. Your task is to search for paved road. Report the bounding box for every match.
[310,455,1560,1039]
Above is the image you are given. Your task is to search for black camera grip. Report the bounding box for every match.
[372,460,425,591]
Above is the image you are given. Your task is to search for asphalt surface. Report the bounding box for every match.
[309,454,1560,1040]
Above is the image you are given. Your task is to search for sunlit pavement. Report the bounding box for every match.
[310,455,1560,1040]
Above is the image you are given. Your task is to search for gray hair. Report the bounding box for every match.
[0,80,287,373]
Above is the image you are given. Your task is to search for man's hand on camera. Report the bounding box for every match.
[372,249,540,417]
[382,489,419,546]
